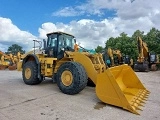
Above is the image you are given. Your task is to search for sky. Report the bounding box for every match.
[0,0,160,52]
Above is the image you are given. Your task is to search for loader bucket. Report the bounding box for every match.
[96,64,150,115]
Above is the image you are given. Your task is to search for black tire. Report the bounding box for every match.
[22,61,42,85]
[52,73,57,83]
[56,62,88,95]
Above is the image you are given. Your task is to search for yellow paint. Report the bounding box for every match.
[96,65,149,114]
[67,52,149,114]
[137,37,149,63]
[61,70,73,86]
[17,61,22,71]
[20,41,149,114]
[25,68,31,79]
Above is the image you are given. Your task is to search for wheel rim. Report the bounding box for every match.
[25,68,31,79]
[61,70,73,86]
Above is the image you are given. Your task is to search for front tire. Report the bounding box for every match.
[56,62,88,95]
[22,61,42,85]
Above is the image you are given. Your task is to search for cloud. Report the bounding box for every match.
[52,0,107,17]
[38,16,159,49]
[89,0,160,21]
[52,0,160,20]
[0,17,37,52]
[1,0,160,52]
[48,0,160,49]
[52,7,84,17]
[38,19,119,49]
[0,43,8,52]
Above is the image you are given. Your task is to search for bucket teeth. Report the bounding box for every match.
[130,106,140,115]
[131,103,143,111]
[128,89,150,114]
[146,90,150,94]
[138,99,145,104]
[134,98,145,104]
[143,98,147,101]
[143,95,148,98]
[135,100,144,106]
[131,99,144,106]
[134,106,142,111]
[137,94,147,100]
[137,103,143,107]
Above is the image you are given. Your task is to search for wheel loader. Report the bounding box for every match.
[0,55,10,70]
[0,53,15,70]
[0,51,19,70]
[22,31,149,115]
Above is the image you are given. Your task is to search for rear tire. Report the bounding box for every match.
[22,61,42,85]
[56,62,88,95]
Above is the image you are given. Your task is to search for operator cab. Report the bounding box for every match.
[149,53,157,63]
[44,31,75,59]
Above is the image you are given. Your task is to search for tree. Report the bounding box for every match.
[132,30,144,40]
[95,45,104,53]
[7,44,25,55]
[145,28,160,54]
[102,28,160,62]
[105,32,138,61]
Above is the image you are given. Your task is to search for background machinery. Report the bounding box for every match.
[0,51,10,70]
[8,53,18,70]
[102,48,122,67]
[22,31,149,115]
[123,55,134,68]
[0,51,23,70]
[102,48,133,67]
[134,37,159,71]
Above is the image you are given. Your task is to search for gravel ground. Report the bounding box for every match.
[0,70,160,120]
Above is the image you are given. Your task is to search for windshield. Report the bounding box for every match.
[47,34,57,47]
[47,33,75,50]
[58,34,75,49]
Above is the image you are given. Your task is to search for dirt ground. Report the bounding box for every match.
[0,70,160,120]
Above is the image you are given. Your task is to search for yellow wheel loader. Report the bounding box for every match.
[0,51,19,70]
[22,31,149,115]
[0,53,11,70]
[0,55,9,70]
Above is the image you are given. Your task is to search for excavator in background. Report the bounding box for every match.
[102,48,133,67]
[134,37,159,72]
[102,48,123,67]
[21,31,149,115]
[123,55,134,68]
